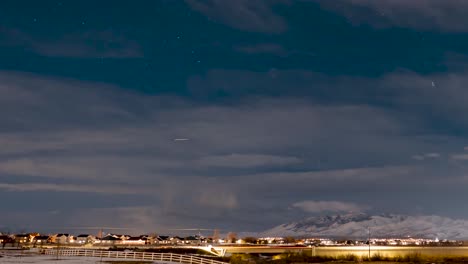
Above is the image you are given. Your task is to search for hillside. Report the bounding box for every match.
[261,213,468,240]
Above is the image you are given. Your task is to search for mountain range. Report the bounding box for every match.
[260,213,468,240]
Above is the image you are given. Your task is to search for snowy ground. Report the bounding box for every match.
[0,254,155,263]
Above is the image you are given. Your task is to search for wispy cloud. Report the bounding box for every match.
[234,43,288,56]
[412,155,425,161]
[245,166,418,188]
[292,200,369,213]
[452,154,468,160]
[196,153,301,168]
[185,0,289,33]
[412,152,441,160]
[234,43,315,57]
[0,183,144,195]
[315,0,468,32]
[0,27,143,58]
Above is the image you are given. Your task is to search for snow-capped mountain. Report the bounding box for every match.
[261,213,468,240]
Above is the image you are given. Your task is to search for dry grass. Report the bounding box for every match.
[229,252,468,264]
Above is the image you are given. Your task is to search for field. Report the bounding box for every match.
[6,247,468,264]
[220,245,468,257]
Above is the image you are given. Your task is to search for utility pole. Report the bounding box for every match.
[368,226,371,259]
[56,241,60,260]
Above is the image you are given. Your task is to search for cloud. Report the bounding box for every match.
[34,31,143,58]
[185,0,288,33]
[65,206,161,234]
[412,155,425,161]
[198,191,238,209]
[257,166,414,182]
[242,166,419,194]
[452,154,468,160]
[190,68,468,131]
[2,69,468,231]
[0,183,143,195]
[292,200,369,213]
[0,27,142,58]
[315,0,468,32]
[234,43,288,56]
[234,43,315,57]
[425,153,441,158]
[196,153,301,168]
[412,153,441,160]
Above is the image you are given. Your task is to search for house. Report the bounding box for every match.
[33,235,51,245]
[170,236,183,245]
[156,235,170,244]
[14,234,32,244]
[54,234,74,244]
[76,234,95,244]
[123,236,147,245]
[100,235,123,245]
[184,236,199,244]
[142,235,156,244]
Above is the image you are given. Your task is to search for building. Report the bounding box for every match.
[33,235,51,245]
[76,234,95,244]
[123,236,147,245]
[14,234,32,244]
[53,234,74,244]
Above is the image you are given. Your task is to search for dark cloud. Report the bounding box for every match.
[234,43,287,56]
[0,28,142,58]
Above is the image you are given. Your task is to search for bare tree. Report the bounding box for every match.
[227,232,237,243]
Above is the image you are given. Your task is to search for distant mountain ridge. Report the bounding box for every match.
[261,213,468,240]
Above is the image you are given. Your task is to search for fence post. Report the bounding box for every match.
[190,255,193,264]
[170,253,173,262]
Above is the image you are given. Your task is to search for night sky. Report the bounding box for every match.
[2,0,468,235]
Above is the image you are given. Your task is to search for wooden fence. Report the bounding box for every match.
[43,249,228,264]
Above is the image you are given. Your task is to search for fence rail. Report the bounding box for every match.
[43,249,228,264]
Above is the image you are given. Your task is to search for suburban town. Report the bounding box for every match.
[0,231,463,248]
